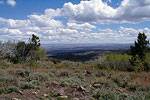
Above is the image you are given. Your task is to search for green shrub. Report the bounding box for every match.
[58,61,74,68]
[48,72,55,77]
[59,71,70,77]
[0,87,6,94]
[0,75,17,84]
[93,89,119,100]
[126,91,150,100]
[29,72,49,82]
[144,53,150,71]
[6,86,20,93]
[126,83,144,92]
[95,71,108,77]
[111,74,130,88]
[0,69,7,76]
[21,82,35,89]
[51,70,61,77]
[75,72,85,79]
[129,55,144,72]
[94,80,117,89]
[9,68,30,77]
[61,77,82,86]
[99,54,131,71]
[112,77,128,87]
[30,80,41,85]
[119,94,128,100]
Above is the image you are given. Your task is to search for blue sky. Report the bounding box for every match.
[0,0,81,19]
[0,0,150,43]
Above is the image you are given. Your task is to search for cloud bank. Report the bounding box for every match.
[0,0,150,43]
[61,0,150,23]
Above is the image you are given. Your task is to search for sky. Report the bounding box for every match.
[0,0,150,44]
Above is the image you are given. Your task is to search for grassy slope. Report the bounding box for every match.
[0,60,150,100]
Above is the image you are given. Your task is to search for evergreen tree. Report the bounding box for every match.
[130,32,149,60]
[130,32,149,71]
[13,34,46,64]
[28,34,43,62]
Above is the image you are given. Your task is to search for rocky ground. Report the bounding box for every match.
[0,67,150,100]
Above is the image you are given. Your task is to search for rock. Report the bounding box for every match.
[32,91,38,95]
[50,99,55,100]
[56,89,65,96]
[58,95,68,99]
[61,81,69,87]
[93,84,102,88]
[117,88,125,94]
[77,86,90,93]
[71,98,80,100]
[18,90,23,95]
[72,85,78,88]
[85,90,90,93]
[12,98,21,100]
[78,86,86,91]
[43,94,48,97]
[85,70,91,75]
[51,81,59,86]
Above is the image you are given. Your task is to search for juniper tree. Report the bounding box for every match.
[14,34,46,64]
[130,32,149,60]
[130,32,149,71]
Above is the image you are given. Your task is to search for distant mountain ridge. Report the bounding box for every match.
[41,43,132,56]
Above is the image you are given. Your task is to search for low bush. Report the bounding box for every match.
[0,87,6,94]
[126,91,150,100]
[93,89,119,100]
[21,82,35,89]
[59,71,70,77]
[95,71,108,77]
[0,75,17,85]
[98,54,131,71]
[29,72,49,82]
[75,72,85,79]
[94,80,117,89]
[9,68,30,77]
[126,82,144,92]
[0,69,7,76]
[61,77,82,86]
[6,86,20,93]
[48,72,55,77]
[112,77,127,88]
[51,70,61,77]
[144,53,150,71]
[30,80,41,85]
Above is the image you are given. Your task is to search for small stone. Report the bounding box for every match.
[85,90,90,93]
[78,86,86,91]
[51,81,59,86]
[43,94,48,97]
[93,84,102,88]
[32,91,38,95]
[12,98,21,100]
[50,99,55,100]
[61,81,69,87]
[71,98,79,100]
[85,70,91,75]
[57,89,64,96]
[18,90,23,95]
[58,95,68,99]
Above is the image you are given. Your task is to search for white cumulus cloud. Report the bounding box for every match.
[59,0,150,23]
[7,0,16,7]
[0,0,150,43]
[0,15,150,43]
[67,22,96,31]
